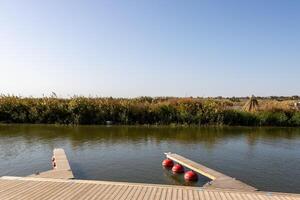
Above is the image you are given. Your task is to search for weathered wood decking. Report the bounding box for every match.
[30,148,74,179]
[165,153,257,192]
[0,176,299,200]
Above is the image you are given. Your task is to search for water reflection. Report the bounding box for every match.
[1,125,299,146]
[0,124,299,193]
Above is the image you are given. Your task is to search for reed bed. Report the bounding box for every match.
[0,96,299,126]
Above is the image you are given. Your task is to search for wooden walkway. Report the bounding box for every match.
[30,148,74,179]
[0,176,299,200]
[165,153,257,191]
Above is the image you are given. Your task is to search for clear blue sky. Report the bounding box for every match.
[0,0,299,97]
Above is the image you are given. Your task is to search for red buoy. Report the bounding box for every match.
[184,171,198,181]
[162,159,174,168]
[172,164,184,173]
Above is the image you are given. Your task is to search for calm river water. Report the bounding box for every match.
[0,125,299,193]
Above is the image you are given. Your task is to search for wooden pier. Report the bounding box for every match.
[0,149,299,199]
[30,148,74,179]
[165,153,257,192]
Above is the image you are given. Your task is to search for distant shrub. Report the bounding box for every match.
[257,111,288,126]
[288,112,300,126]
[229,97,240,102]
[221,110,259,126]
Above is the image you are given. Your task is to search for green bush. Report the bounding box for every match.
[257,111,288,126]
[289,112,300,126]
[221,110,259,126]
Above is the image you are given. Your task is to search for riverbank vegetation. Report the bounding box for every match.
[0,95,299,126]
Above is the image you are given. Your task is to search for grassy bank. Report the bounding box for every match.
[0,96,299,126]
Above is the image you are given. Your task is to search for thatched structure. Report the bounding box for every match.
[243,95,259,112]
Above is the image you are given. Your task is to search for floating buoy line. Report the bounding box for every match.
[162,155,198,182]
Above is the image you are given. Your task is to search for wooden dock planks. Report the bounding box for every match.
[0,177,299,200]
